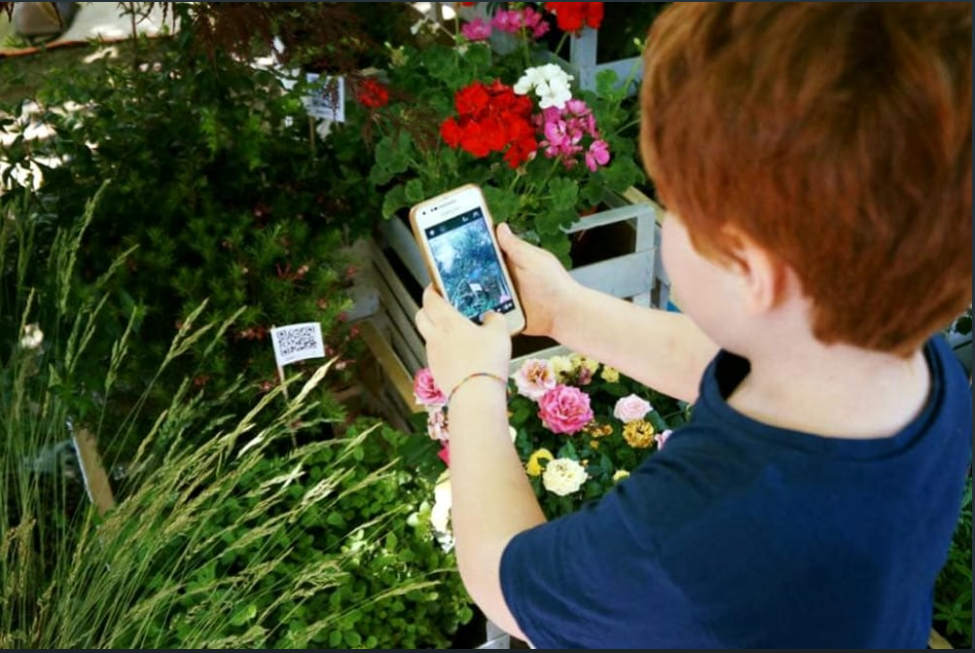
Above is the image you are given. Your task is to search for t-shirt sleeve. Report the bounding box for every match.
[499,467,713,649]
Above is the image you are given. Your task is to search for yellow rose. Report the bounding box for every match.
[613,470,631,482]
[549,356,573,382]
[600,366,620,384]
[526,448,554,477]
[570,353,600,375]
[623,419,656,449]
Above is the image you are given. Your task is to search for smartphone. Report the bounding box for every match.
[410,184,526,335]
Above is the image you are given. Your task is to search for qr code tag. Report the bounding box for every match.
[302,74,346,122]
[271,323,326,367]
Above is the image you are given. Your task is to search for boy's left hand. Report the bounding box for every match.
[415,286,511,396]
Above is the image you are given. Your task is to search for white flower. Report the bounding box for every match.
[514,64,575,110]
[430,472,453,551]
[509,426,518,442]
[20,323,43,351]
[542,458,588,497]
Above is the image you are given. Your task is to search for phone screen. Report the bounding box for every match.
[424,207,516,322]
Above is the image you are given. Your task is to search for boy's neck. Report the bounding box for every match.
[727,338,932,441]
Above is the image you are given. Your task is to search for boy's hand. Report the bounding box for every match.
[415,286,511,396]
[497,223,578,339]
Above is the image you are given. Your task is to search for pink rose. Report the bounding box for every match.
[656,430,672,450]
[538,385,594,435]
[613,395,652,423]
[413,368,446,409]
[513,358,557,401]
[427,409,449,442]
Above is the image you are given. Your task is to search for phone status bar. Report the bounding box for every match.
[426,208,483,238]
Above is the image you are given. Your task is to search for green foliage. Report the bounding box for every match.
[934,476,972,649]
[0,194,472,649]
[1,27,374,457]
[335,18,645,266]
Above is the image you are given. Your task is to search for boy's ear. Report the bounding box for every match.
[724,227,792,315]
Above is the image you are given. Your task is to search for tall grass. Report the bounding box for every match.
[0,189,460,647]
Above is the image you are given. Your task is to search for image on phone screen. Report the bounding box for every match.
[425,208,515,323]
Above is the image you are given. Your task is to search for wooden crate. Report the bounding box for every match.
[369,190,662,377]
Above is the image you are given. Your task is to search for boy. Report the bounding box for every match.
[414,3,971,648]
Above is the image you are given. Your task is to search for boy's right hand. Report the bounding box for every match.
[497,223,579,339]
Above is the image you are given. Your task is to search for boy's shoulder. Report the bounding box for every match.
[623,336,970,546]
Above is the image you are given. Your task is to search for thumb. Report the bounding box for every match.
[497,223,530,263]
[480,311,507,332]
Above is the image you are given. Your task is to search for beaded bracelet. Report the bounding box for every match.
[447,372,509,406]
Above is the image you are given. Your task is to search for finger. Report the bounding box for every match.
[423,284,462,326]
[415,307,435,341]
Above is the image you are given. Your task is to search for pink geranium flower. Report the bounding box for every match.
[522,6,550,39]
[438,443,451,467]
[413,368,447,409]
[538,385,594,435]
[585,139,610,172]
[461,18,492,41]
[491,9,524,33]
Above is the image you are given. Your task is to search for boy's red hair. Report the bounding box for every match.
[641,3,971,356]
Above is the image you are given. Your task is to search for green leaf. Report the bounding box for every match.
[230,603,257,627]
[548,178,579,213]
[538,232,572,266]
[405,179,425,204]
[559,441,579,460]
[326,511,347,529]
[510,403,532,427]
[595,69,623,99]
[482,186,520,225]
[382,185,408,219]
[329,630,343,648]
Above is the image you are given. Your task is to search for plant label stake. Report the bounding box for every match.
[270,321,326,399]
[271,322,326,448]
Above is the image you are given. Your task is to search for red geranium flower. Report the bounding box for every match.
[356,78,389,109]
[544,2,604,34]
[440,80,538,168]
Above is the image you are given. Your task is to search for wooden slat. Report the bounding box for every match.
[71,426,116,518]
[358,319,422,415]
[368,240,426,368]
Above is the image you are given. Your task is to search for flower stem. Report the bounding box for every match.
[554,32,570,63]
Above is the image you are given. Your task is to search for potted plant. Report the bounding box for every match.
[409,353,689,528]
[340,2,647,261]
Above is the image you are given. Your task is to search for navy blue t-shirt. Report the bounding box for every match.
[500,337,971,648]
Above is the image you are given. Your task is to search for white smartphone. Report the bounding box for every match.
[410,184,527,335]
